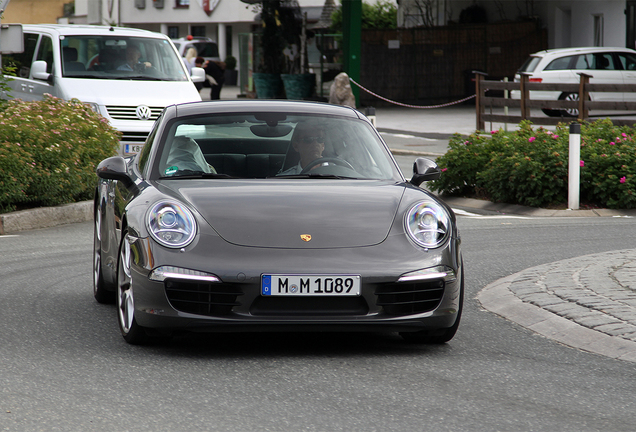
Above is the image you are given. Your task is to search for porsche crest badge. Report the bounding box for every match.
[300,234,312,242]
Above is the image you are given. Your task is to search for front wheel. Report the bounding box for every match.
[93,208,114,304]
[117,231,148,345]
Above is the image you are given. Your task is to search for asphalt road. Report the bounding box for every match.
[1,214,636,431]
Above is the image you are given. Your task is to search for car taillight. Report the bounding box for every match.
[529,78,543,83]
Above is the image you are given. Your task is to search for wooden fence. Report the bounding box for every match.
[475,71,636,130]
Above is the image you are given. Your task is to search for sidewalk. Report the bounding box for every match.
[3,87,636,363]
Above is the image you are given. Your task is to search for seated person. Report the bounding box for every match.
[164,136,216,175]
[117,45,151,71]
[278,122,327,175]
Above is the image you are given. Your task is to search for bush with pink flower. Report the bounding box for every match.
[430,119,636,209]
[0,95,120,213]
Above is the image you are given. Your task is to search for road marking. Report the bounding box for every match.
[453,208,531,219]
[380,132,438,141]
[0,235,20,238]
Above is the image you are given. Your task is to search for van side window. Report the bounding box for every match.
[36,36,54,74]
[2,32,39,77]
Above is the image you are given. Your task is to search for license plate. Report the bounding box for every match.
[124,144,144,154]
[262,274,361,296]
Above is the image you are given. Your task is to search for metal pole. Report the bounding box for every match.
[568,122,581,210]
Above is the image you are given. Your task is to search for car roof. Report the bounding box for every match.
[530,46,636,58]
[21,24,165,38]
[170,100,364,119]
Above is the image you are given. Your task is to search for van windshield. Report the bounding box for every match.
[61,35,189,81]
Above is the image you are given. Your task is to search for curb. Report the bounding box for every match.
[0,201,92,235]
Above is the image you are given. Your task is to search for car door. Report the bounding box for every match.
[615,51,636,102]
[583,52,624,102]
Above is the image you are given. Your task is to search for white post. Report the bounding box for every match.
[568,123,581,210]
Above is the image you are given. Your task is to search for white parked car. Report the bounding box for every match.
[512,47,636,117]
[2,24,206,155]
[172,36,220,63]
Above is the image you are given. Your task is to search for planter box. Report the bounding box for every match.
[253,73,283,99]
[281,73,316,100]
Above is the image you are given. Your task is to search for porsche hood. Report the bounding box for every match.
[165,181,405,249]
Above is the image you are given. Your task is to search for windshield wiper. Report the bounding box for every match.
[161,170,234,179]
[272,173,359,179]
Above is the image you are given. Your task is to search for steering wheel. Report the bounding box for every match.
[300,157,355,174]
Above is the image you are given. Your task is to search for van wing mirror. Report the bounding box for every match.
[31,60,53,83]
[191,67,205,83]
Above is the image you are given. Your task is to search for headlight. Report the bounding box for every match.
[405,201,451,248]
[147,200,197,248]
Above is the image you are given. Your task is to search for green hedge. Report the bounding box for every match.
[0,95,120,213]
[430,119,636,209]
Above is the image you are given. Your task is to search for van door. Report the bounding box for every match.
[2,33,56,102]
[2,32,39,100]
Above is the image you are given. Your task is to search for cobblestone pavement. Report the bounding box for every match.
[478,249,636,363]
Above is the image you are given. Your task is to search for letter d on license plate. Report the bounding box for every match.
[262,274,360,296]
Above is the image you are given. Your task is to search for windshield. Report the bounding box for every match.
[61,35,188,81]
[156,113,400,180]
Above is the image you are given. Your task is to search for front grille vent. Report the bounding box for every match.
[375,280,445,315]
[120,131,149,143]
[165,280,243,316]
[106,105,163,121]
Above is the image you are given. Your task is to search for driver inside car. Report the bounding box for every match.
[278,122,328,175]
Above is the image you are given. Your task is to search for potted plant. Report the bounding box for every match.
[224,55,238,86]
[250,1,287,98]
[280,11,316,100]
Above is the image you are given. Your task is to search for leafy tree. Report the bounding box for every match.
[331,0,398,32]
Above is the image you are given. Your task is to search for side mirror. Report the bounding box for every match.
[96,156,136,190]
[191,66,205,83]
[410,157,441,187]
[31,60,53,83]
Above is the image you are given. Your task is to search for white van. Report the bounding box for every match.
[2,24,205,155]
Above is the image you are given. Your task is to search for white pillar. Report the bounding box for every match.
[217,23,226,61]
[568,123,581,210]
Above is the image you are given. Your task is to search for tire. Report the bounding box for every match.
[93,207,115,304]
[559,92,580,117]
[400,266,464,344]
[117,230,148,345]
[541,108,560,117]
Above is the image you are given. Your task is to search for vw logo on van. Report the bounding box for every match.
[135,105,152,120]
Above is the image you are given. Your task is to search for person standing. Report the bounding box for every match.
[204,60,225,100]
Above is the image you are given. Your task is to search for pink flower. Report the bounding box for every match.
[491,130,498,135]
[552,135,559,139]
[620,177,627,184]
[528,136,536,143]
[441,168,448,172]
[580,160,585,167]
[622,133,628,138]
[610,142,615,145]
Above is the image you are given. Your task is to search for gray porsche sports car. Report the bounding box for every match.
[93,100,463,344]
